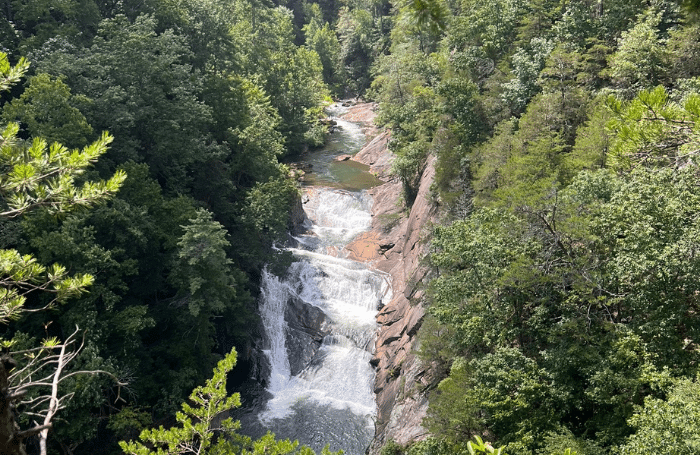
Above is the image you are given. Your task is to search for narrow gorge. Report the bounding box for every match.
[240,103,439,454]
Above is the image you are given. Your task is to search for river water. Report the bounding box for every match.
[241,104,389,454]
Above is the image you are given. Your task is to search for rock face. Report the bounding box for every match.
[284,296,333,376]
[352,131,392,180]
[341,106,439,453]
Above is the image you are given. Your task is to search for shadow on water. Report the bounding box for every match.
[303,158,383,192]
[245,401,374,455]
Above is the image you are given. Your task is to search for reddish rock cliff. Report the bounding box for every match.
[340,104,438,453]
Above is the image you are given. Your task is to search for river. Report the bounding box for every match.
[239,104,389,454]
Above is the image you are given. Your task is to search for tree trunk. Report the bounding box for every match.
[0,354,26,455]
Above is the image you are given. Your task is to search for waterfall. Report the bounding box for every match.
[256,188,390,455]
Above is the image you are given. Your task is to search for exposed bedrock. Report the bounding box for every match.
[284,295,333,377]
[342,103,440,453]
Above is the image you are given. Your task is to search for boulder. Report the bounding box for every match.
[284,296,332,376]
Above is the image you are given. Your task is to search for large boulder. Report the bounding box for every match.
[284,296,332,376]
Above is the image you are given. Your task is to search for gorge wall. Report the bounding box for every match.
[341,104,440,453]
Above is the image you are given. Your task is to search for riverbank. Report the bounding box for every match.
[338,104,439,453]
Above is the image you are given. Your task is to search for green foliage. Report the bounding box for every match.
[0,0,335,452]
[337,6,375,95]
[1,73,93,148]
[8,0,102,52]
[565,96,611,173]
[242,176,300,240]
[502,38,554,114]
[0,130,126,218]
[446,0,525,65]
[0,53,29,92]
[423,358,480,445]
[618,376,700,455]
[373,0,700,453]
[667,23,700,80]
[467,436,504,455]
[119,348,242,455]
[405,437,452,455]
[0,51,125,323]
[120,348,343,455]
[107,406,153,443]
[0,50,127,455]
[606,85,700,171]
[304,14,343,94]
[381,439,404,455]
[8,0,700,453]
[608,10,671,95]
[423,164,700,450]
[34,14,214,191]
[169,208,239,319]
[537,428,600,455]
[397,0,448,53]
[372,45,443,204]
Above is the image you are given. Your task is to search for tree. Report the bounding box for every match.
[337,6,375,95]
[119,348,242,455]
[120,348,343,455]
[606,85,700,170]
[304,19,343,95]
[166,208,254,371]
[33,14,214,193]
[7,327,125,455]
[1,73,93,149]
[618,376,700,454]
[608,10,670,96]
[0,54,125,322]
[501,38,554,114]
[0,51,126,454]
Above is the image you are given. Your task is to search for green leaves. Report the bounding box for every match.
[467,436,504,455]
[0,130,126,218]
[119,348,242,455]
[120,348,343,455]
[0,52,126,325]
[0,53,29,93]
[242,176,299,240]
[1,73,93,148]
[618,376,700,455]
[423,163,700,451]
[606,86,700,171]
[608,10,670,94]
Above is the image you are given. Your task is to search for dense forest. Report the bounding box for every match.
[0,0,699,453]
[371,0,700,453]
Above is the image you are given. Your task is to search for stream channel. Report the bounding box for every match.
[238,103,390,454]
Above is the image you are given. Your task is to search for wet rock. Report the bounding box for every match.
[288,193,309,236]
[284,296,332,376]
[320,118,338,126]
[335,154,352,161]
[352,131,392,180]
[340,102,380,137]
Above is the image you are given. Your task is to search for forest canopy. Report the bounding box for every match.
[365,0,700,453]
[2,0,700,453]
[0,0,330,452]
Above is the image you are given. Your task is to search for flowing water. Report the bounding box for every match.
[243,104,389,454]
[299,104,383,191]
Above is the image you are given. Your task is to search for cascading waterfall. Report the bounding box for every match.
[253,106,390,454]
[257,189,390,454]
